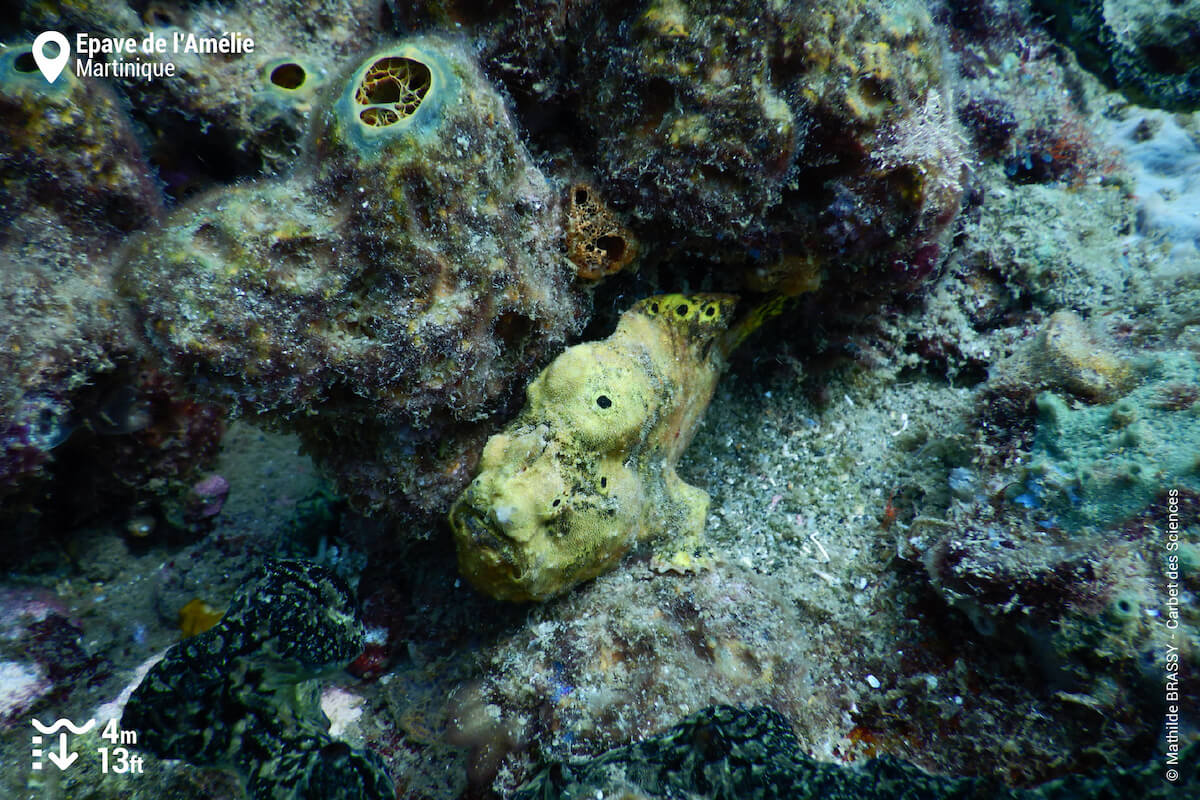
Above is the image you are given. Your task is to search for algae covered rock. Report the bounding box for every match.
[0,47,160,233]
[0,55,148,509]
[567,0,966,293]
[988,310,1134,407]
[516,704,1200,799]
[120,36,584,517]
[122,560,391,800]
[575,0,800,237]
[450,294,738,602]
[767,0,967,291]
[0,45,222,547]
[1021,350,1200,532]
[399,1,967,294]
[1036,0,1200,111]
[20,0,391,191]
[926,344,1200,731]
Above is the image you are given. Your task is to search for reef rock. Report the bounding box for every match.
[19,0,391,192]
[575,0,967,293]
[1036,0,1200,111]
[120,36,585,517]
[394,1,967,297]
[0,46,222,550]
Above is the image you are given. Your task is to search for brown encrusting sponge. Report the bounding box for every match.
[564,182,639,281]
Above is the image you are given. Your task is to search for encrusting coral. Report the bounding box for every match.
[450,293,749,602]
[122,560,392,800]
[120,35,585,518]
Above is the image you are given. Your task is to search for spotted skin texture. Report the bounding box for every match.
[515,705,1199,799]
[122,560,392,800]
[449,294,738,603]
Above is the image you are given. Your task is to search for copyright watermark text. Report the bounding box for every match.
[1161,487,1184,783]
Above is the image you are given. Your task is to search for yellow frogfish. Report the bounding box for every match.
[449,293,764,602]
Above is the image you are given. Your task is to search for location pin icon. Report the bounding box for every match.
[32,31,71,84]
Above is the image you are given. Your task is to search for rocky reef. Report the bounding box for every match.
[15,0,393,191]
[120,35,585,518]
[913,308,1200,738]
[1,1,1199,799]
[395,0,968,298]
[1036,0,1200,112]
[1024,351,1200,532]
[0,44,223,554]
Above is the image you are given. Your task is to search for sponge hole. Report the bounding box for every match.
[13,51,36,73]
[360,107,400,126]
[594,235,625,262]
[270,62,306,90]
[142,4,180,27]
[355,56,431,127]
